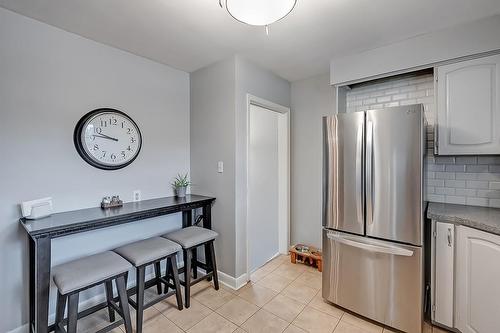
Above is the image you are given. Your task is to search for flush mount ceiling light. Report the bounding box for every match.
[219,0,297,34]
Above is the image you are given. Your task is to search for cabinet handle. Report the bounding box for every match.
[447,228,452,247]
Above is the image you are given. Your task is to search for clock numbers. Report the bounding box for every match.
[78,110,141,169]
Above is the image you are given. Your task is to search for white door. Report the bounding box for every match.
[248,104,287,272]
[436,54,500,155]
[432,222,455,328]
[456,226,500,333]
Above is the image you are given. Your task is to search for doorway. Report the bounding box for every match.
[247,97,289,275]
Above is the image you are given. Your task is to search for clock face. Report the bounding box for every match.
[74,109,142,170]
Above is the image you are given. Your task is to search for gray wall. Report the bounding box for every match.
[190,58,237,276]
[234,56,291,278]
[0,8,190,332]
[290,74,335,248]
[191,56,290,280]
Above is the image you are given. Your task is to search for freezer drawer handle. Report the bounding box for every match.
[327,233,414,256]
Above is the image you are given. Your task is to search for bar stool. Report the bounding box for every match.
[113,237,183,333]
[53,251,132,333]
[163,226,219,308]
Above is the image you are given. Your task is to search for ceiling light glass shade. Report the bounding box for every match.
[225,0,297,26]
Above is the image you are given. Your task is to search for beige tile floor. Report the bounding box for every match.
[75,255,451,333]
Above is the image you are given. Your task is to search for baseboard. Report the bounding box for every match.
[7,324,29,333]
[217,271,248,290]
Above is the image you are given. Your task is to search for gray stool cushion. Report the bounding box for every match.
[163,226,218,249]
[114,237,181,267]
[53,251,131,295]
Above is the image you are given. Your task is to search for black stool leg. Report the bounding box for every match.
[66,292,79,333]
[204,242,213,282]
[184,248,192,308]
[164,257,171,294]
[116,275,133,333]
[208,241,219,290]
[54,291,66,333]
[104,281,116,322]
[154,262,162,294]
[192,249,198,279]
[136,266,146,333]
[170,255,183,310]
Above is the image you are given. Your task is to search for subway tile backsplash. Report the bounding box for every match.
[345,73,500,208]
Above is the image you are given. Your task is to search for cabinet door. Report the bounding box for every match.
[432,222,454,328]
[456,226,500,333]
[436,54,500,155]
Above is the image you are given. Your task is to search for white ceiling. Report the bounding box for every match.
[1,0,500,81]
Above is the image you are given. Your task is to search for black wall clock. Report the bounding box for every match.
[74,108,142,170]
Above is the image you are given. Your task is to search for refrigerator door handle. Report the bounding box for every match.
[355,122,364,226]
[366,120,374,225]
[326,232,414,257]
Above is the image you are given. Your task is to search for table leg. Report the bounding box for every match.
[30,236,51,333]
[202,204,213,277]
[182,210,192,228]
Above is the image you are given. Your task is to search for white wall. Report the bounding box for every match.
[290,74,335,248]
[331,14,500,85]
[0,8,190,332]
[248,105,280,272]
[190,58,237,276]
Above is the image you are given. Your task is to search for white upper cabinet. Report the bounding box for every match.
[455,226,500,333]
[436,54,500,155]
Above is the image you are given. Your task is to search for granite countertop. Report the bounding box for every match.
[427,202,500,236]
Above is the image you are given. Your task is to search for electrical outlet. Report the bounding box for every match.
[133,190,141,202]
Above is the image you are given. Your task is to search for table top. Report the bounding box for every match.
[20,195,215,239]
[427,202,500,236]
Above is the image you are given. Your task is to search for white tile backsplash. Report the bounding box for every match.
[346,73,500,207]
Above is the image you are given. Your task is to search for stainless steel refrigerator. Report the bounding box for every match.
[322,105,425,333]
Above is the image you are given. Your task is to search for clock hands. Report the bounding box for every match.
[93,133,119,141]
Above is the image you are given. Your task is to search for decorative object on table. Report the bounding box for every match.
[171,173,192,198]
[289,244,322,272]
[74,108,142,170]
[21,197,53,219]
[101,195,123,209]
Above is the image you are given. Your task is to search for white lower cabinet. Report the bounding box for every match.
[455,226,500,333]
[432,222,455,328]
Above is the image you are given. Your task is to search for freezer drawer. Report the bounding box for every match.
[322,230,423,333]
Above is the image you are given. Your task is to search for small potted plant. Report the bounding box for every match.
[171,173,191,198]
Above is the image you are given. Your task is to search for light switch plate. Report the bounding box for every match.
[217,161,224,173]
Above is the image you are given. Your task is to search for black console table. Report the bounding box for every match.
[20,194,215,333]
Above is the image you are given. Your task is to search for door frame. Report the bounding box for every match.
[246,94,290,279]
